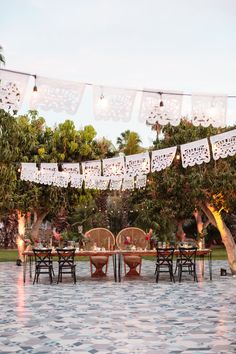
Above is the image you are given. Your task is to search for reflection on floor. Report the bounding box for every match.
[0,259,236,353]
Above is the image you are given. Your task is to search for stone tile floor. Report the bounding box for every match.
[0,259,236,353]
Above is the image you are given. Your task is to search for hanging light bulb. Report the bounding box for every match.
[32,75,38,97]
[33,75,37,92]
[159,92,164,112]
[146,93,164,125]
[176,153,181,161]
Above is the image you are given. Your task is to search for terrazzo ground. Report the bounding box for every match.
[0,259,236,354]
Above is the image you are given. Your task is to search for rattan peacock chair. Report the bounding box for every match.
[116,227,148,276]
[84,228,115,277]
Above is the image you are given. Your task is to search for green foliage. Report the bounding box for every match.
[154,121,236,213]
[0,110,115,227]
[0,164,17,215]
[117,130,144,155]
[0,110,20,216]
[153,120,219,149]
[93,137,116,159]
[67,197,97,233]
[0,109,20,162]
[130,120,236,240]
[16,111,48,162]
[1,107,236,248]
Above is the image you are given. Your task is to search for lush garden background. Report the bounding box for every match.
[0,109,236,270]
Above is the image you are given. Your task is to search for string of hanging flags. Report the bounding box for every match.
[1,68,235,128]
[20,128,236,190]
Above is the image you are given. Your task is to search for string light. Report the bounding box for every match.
[1,67,236,99]
[159,92,164,111]
[33,75,38,93]
[176,153,181,160]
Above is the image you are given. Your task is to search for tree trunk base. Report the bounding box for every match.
[230,261,236,275]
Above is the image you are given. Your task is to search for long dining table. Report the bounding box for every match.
[22,248,212,283]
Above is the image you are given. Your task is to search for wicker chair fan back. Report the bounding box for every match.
[84,228,115,250]
[116,227,148,250]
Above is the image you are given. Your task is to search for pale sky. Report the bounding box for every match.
[1,0,236,147]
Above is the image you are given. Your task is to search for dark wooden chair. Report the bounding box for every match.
[174,239,197,274]
[155,247,175,282]
[56,248,76,284]
[33,249,53,284]
[177,247,198,282]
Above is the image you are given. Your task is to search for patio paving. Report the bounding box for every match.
[0,259,236,354]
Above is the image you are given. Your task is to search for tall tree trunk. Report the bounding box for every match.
[206,203,236,274]
[193,208,209,248]
[193,209,204,234]
[16,211,26,262]
[200,204,217,228]
[176,220,185,241]
[31,210,48,244]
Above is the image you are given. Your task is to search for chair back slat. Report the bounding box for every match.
[56,248,76,266]
[156,247,175,265]
[33,249,52,267]
[32,248,54,284]
[177,246,198,282]
[178,247,197,266]
[155,247,175,282]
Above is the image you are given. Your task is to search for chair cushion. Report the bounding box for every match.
[124,255,141,263]
[90,256,109,266]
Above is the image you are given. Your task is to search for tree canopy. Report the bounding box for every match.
[129,121,236,272]
[0,110,115,242]
[117,130,144,155]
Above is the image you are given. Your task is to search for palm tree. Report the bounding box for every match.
[117,130,131,151]
[117,130,143,155]
[0,45,5,67]
[116,130,144,228]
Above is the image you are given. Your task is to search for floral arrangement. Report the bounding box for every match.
[124,236,131,245]
[146,228,153,241]
[53,229,63,241]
